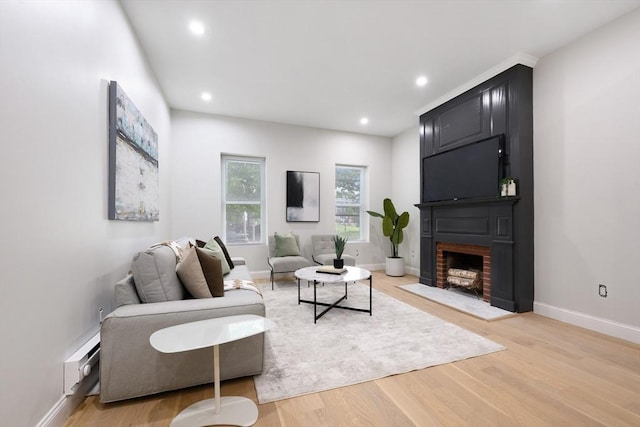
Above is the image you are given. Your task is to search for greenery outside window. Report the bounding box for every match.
[222,155,265,245]
[335,165,366,242]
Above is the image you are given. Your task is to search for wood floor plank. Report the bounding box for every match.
[63,271,640,426]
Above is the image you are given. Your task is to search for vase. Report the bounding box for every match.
[333,259,344,269]
[385,257,405,277]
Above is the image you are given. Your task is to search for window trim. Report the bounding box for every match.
[221,154,266,245]
[335,164,367,243]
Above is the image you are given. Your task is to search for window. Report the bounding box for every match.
[335,165,366,241]
[222,155,265,245]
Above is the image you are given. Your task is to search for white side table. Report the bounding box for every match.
[150,314,273,427]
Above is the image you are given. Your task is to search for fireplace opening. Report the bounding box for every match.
[444,252,483,297]
[436,242,491,303]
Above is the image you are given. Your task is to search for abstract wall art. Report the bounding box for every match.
[286,170,320,222]
[108,81,159,221]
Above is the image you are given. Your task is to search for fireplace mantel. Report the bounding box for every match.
[416,197,523,311]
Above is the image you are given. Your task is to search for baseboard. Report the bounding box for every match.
[534,302,640,344]
[36,368,98,427]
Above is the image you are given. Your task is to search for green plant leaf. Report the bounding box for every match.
[397,212,409,229]
[383,198,397,219]
[366,210,384,219]
[382,217,393,237]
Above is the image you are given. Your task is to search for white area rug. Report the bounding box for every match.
[399,283,515,321]
[253,281,505,404]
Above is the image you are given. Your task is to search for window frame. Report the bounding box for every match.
[221,154,266,246]
[335,164,367,243]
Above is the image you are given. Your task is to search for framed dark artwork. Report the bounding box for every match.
[108,81,159,221]
[286,171,320,222]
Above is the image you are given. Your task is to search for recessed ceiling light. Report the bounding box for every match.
[201,92,212,102]
[189,20,205,36]
[360,117,369,125]
[416,76,428,87]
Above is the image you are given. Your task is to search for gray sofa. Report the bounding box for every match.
[100,238,265,403]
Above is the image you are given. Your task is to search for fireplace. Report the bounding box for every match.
[416,64,533,313]
[436,242,491,302]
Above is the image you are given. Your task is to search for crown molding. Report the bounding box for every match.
[415,52,538,116]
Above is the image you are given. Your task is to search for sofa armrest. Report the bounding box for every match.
[230,256,245,266]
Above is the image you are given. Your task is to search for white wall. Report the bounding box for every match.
[391,126,421,274]
[533,8,640,342]
[0,2,171,426]
[170,110,392,273]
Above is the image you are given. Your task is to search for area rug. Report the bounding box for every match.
[399,283,515,321]
[253,281,505,404]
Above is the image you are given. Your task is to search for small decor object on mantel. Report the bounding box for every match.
[500,177,517,197]
[332,235,348,269]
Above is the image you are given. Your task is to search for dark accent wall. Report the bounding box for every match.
[415,64,534,312]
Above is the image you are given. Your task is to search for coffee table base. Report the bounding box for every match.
[170,396,258,427]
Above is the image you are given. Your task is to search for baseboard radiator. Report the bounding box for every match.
[64,331,100,396]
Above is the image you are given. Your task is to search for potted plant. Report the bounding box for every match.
[367,198,410,276]
[332,235,348,269]
[500,177,517,197]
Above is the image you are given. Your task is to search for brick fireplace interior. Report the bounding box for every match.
[436,242,491,302]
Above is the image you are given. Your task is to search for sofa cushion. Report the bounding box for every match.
[274,232,301,257]
[130,245,185,303]
[203,238,231,274]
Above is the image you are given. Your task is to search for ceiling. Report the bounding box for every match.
[120,0,639,137]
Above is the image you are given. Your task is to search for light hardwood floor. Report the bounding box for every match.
[65,272,640,426]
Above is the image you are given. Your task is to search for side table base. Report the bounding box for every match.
[170,396,259,427]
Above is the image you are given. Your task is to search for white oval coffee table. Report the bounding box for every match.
[294,266,372,323]
[150,314,273,427]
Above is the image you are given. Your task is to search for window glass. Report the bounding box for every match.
[222,156,265,244]
[335,165,366,241]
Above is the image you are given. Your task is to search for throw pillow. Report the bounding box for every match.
[196,247,224,297]
[130,245,186,303]
[214,236,235,269]
[274,232,301,257]
[202,238,231,275]
[176,246,212,298]
[176,246,225,298]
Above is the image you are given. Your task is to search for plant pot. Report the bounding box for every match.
[333,259,344,269]
[385,257,405,277]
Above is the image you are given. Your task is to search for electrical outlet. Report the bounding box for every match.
[355,249,359,257]
[598,284,607,298]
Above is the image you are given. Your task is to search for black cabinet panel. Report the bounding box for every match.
[435,217,490,235]
[491,241,514,310]
[436,93,488,149]
[420,237,433,285]
[421,117,434,158]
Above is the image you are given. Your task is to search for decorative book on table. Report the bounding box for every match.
[316,266,347,275]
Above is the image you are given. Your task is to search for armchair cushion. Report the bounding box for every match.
[274,232,301,257]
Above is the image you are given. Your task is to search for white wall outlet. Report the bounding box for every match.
[598,284,607,298]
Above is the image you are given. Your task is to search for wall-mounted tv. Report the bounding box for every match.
[422,135,505,202]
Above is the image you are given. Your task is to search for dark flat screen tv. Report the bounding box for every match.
[422,136,505,202]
